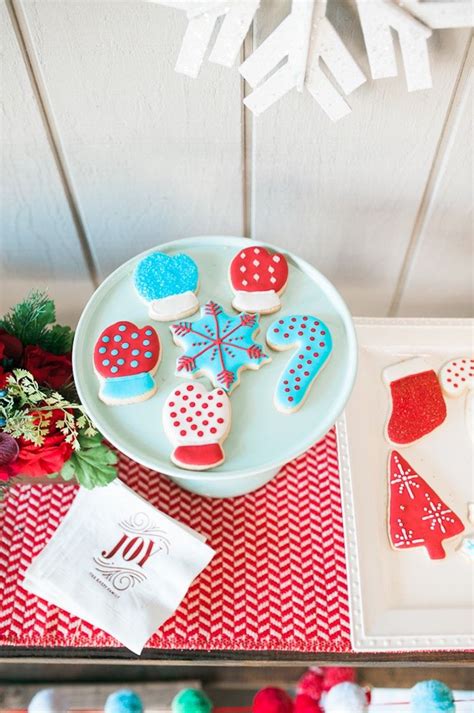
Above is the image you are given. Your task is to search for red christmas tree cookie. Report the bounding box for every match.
[383,357,446,446]
[229,245,289,314]
[163,382,231,470]
[388,451,465,560]
[93,321,161,405]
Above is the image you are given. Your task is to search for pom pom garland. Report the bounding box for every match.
[253,687,294,713]
[410,680,455,712]
[322,667,356,693]
[296,669,324,701]
[104,689,144,713]
[172,689,213,713]
[28,689,69,713]
[293,693,323,712]
[323,682,368,713]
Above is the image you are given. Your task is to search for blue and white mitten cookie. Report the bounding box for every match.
[134,251,199,321]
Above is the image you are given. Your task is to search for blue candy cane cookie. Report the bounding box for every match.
[134,251,199,321]
[266,315,332,413]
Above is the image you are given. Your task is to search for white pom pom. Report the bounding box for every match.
[323,682,368,713]
[28,688,69,713]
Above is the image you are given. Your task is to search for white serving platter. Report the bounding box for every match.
[338,317,474,652]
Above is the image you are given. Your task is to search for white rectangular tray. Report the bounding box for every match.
[338,317,474,652]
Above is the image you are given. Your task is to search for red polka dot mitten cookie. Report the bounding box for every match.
[383,358,447,446]
[266,315,332,413]
[163,383,231,470]
[229,245,289,315]
[439,356,474,444]
[93,321,161,405]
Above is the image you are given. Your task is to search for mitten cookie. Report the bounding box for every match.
[94,322,160,405]
[383,358,446,446]
[388,451,464,560]
[266,315,332,413]
[134,251,199,321]
[163,383,231,470]
[171,300,270,393]
[229,245,289,315]
[438,356,474,397]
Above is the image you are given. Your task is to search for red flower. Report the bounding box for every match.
[0,330,23,364]
[23,345,72,391]
[14,409,73,478]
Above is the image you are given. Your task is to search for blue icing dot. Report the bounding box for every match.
[111,349,119,356]
[102,336,110,343]
[131,360,139,368]
[143,340,150,346]
[145,329,152,335]
[122,342,129,349]
[118,325,127,331]
[134,251,199,301]
[132,349,140,356]
[145,351,153,358]
[131,333,138,339]
[102,359,110,366]
[111,366,118,374]
[117,358,125,365]
[114,335,122,342]
[99,347,106,354]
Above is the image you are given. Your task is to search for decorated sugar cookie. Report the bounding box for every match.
[170,300,270,393]
[266,315,332,413]
[163,383,231,470]
[93,321,160,405]
[439,356,474,396]
[383,358,446,446]
[388,451,464,560]
[134,251,199,321]
[229,245,289,314]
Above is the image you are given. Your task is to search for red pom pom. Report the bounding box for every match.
[293,694,323,713]
[253,687,294,713]
[296,670,324,701]
[322,667,356,692]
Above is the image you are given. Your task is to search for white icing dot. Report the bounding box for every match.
[273,255,280,263]
[242,279,248,286]
[240,252,246,259]
[240,266,246,273]
[253,259,260,267]
[268,266,275,273]
[253,273,260,281]
[254,248,260,254]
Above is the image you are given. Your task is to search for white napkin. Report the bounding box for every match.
[23,480,215,654]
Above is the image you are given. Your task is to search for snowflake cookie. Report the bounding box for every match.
[170,300,270,393]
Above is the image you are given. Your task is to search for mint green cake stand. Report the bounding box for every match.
[73,236,357,498]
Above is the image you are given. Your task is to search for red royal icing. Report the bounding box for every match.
[229,246,288,293]
[387,370,446,444]
[388,451,464,560]
[93,321,160,378]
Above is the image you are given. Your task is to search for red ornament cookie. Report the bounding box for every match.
[383,358,446,446]
[163,382,231,470]
[93,321,161,405]
[388,451,464,560]
[229,245,289,314]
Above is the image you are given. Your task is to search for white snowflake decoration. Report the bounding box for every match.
[393,517,424,547]
[391,456,420,499]
[422,493,456,534]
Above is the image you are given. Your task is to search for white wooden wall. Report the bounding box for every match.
[1,0,472,325]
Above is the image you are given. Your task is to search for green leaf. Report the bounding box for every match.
[39,324,74,355]
[60,434,117,489]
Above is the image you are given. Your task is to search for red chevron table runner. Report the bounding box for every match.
[0,427,352,653]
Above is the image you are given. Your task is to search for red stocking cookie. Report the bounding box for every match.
[383,358,446,446]
[229,245,289,315]
[93,321,161,405]
[388,451,464,560]
[163,383,231,470]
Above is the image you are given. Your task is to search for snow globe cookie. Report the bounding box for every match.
[229,245,289,314]
[170,300,270,393]
[93,321,160,405]
[266,315,332,413]
[163,383,231,470]
[134,251,199,321]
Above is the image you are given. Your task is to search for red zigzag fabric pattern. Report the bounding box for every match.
[0,428,351,652]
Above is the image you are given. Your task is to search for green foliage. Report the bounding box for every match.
[60,433,118,489]
[0,290,73,354]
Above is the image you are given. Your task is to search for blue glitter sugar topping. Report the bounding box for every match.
[134,251,199,302]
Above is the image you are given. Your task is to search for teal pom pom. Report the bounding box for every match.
[411,681,455,712]
[172,688,213,713]
[104,689,144,713]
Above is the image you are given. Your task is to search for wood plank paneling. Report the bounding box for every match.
[249,0,471,316]
[396,42,473,318]
[18,0,244,280]
[0,0,94,325]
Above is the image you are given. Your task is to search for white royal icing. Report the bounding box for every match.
[232,289,280,314]
[163,383,231,446]
[149,291,199,321]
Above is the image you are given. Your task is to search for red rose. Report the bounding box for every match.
[23,345,72,390]
[14,409,73,478]
[0,330,23,363]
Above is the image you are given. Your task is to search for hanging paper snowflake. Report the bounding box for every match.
[170,300,270,392]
